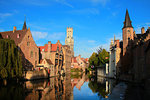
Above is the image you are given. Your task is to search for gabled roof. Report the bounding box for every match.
[72,57,77,63]
[38,43,62,52]
[40,59,53,65]
[51,44,62,51]
[123,9,133,29]
[0,29,28,45]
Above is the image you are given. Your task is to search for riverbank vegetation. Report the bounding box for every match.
[0,38,23,80]
[88,47,109,70]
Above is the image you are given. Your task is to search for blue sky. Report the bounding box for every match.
[0,0,150,58]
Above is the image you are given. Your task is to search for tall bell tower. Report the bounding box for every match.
[65,27,74,57]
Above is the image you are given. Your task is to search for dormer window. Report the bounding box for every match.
[17,34,20,38]
[6,35,9,38]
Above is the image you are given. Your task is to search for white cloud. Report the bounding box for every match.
[32,31,65,41]
[89,0,110,6]
[20,0,73,8]
[55,0,74,8]
[32,31,48,40]
[88,40,96,43]
[0,13,12,18]
[48,32,65,41]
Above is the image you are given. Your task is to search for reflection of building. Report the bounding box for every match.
[65,27,74,57]
[38,40,63,76]
[25,75,72,100]
[62,45,71,74]
[71,55,89,71]
[0,20,39,69]
[71,73,88,90]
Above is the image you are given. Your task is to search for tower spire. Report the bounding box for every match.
[123,9,133,29]
[22,15,27,30]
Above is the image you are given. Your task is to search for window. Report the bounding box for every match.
[35,61,37,65]
[30,51,33,58]
[6,35,9,38]
[28,36,30,40]
[17,34,20,38]
[27,42,30,46]
[35,52,37,58]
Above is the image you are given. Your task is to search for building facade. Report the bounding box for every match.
[108,9,150,82]
[65,27,74,57]
[39,40,63,76]
[37,58,54,77]
[0,21,39,70]
[71,55,89,72]
[109,38,121,78]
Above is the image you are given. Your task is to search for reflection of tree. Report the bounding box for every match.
[88,76,108,98]
[0,82,25,100]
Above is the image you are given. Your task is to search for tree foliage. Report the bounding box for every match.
[0,34,3,39]
[0,39,23,79]
[88,47,109,68]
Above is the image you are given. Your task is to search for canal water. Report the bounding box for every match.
[0,73,118,100]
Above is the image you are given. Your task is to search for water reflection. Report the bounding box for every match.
[0,73,117,100]
[25,75,73,100]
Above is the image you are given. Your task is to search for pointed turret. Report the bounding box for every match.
[22,16,27,30]
[123,9,133,29]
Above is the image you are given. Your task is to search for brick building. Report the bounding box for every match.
[38,40,63,76]
[110,9,150,81]
[109,37,121,78]
[0,20,39,70]
[71,55,89,72]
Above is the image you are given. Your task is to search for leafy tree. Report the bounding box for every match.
[0,68,8,79]
[88,47,109,69]
[0,34,3,39]
[0,39,23,79]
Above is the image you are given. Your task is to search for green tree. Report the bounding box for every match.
[0,68,8,79]
[0,39,23,79]
[0,34,3,39]
[88,47,109,69]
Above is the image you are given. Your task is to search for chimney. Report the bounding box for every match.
[79,55,81,58]
[57,40,60,44]
[48,41,51,52]
[13,26,17,33]
[141,27,145,34]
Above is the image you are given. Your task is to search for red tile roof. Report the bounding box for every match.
[51,44,62,51]
[72,57,77,63]
[38,43,62,52]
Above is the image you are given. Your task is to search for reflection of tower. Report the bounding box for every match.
[65,27,74,57]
